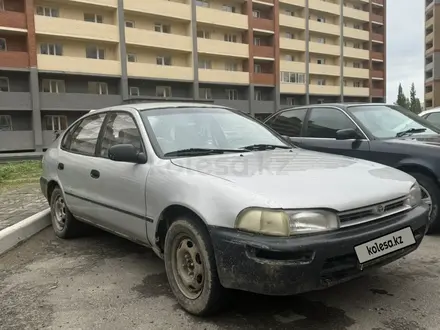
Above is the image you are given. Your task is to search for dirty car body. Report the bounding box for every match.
[40,102,429,316]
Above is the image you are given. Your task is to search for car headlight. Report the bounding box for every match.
[405,182,422,208]
[235,208,340,236]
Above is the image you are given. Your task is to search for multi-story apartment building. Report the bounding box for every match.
[0,0,386,152]
[426,0,439,109]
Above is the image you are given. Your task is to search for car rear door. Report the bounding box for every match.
[264,108,308,146]
[299,106,371,158]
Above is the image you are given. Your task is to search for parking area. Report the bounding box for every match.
[0,228,439,330]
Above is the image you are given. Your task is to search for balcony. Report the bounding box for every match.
[309,42,340,56]
[372,70,384,79]
[344,7,369,21]
[344,47,369,60]
[198,69,249,84]
[344,27,369,41]
[344,87,369,97]
[309,21,340,36]
[344,67,369,79]
[279,38,306,51]
[253,73,275,85]
[124,0,191,21]
[279,15,306,29]
[213,100,249,113]
[372,0,384,5]
[34,16,119,43]
[68,0,117,7]
[309,0,339,15]
[40,93,122,111]
[280,61,306,73]
[309,63,340,76]
[0,131,34,152]
[198,39,248,58]
[309,85,340,95]
[371,13,384,24]
[197,7,247,30]
[252,18,274,32]
[0,51,29,68]
[0,92,31,110]
[253,101,275,114]
[372,88,384,97]
[128,62,193,81]
[125,28,192,52]
[253,45,274,58]
[426,16,434,28]
[426,31,434,44]
[279,0,305,6]
[0,11,27,30]
[372,33,384,42]
[280,83,306,94]
[371,51,384,61]
[37,55,121,75]
[425,90,434,101]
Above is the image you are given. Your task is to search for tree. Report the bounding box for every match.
[409,83,422,114]
[395,83,409,109]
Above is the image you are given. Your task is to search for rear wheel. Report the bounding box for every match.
[50,187,86,238]
[164,217,228,316]
[408,172,440,234]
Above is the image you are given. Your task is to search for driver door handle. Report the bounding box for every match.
[90,169,100,179]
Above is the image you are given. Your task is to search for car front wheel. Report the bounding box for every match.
[164,217,228,316]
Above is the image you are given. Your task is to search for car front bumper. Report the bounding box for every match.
[209,204,429,296]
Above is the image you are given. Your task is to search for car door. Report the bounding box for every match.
[264,108,308,146]
[57,112,107,222]
[91,111,151,244]
[299,106,371,159]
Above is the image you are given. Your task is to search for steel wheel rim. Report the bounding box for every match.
[53,195,67,231]
[420,185,433,221]
[171,235,205,300]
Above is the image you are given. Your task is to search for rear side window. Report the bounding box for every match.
[61,122,80,150]
[426,112,440,125]
[265,109,307,137]
[69,113,106,156]
[305,107,356,139]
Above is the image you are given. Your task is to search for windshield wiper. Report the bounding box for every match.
[240,144,292,151]
[164,148,247,157]
[396,128,427,138]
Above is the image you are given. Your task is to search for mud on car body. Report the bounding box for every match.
[40,101,429,316]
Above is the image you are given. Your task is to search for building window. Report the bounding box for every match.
[225,62,238,71]
[317,17,326,23]
[198,59,212,69]
[40,43,63,56]
[226,89,238,100]
[199,88,212,99]
[253,10,261,18]
[127,53,137,62]
[224,34,237,42]
[317,99,324,104]
[0,38,6,51]
[36,6,59,17]
[0,115,12,131]
[354,43,361,49]
[354,81,362,87]
[125,21,135,28]
[286,97,296,105]
[354,24,361,29]
[255,90,262,101]
[285,10,295,16]
[317,79,326,85]
[353,62,361,68]
[156,56,172,66]
[285,32,294,39]
[317,58,325,64]
[317,37,326,44]
[222,5,236,12]
[86,46,105,59]
[0,77,9,92]
[88,82,108,95]
[129,86,140,96]
[43,115,68,131]
[253,37,261,46]
[284,55,294,61]
[154,23,171,33]
[197,30,210,38]
[156,86,172,98]
[0,0,4,11]
[84,13,103,23]
[196,0,209,7]
[281,72,305,84]
[254,64,262,73]
[41,79,65,93]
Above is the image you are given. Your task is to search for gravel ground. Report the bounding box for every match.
[1,227,440,330]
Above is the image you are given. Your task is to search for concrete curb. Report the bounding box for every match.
[0,208,51,255]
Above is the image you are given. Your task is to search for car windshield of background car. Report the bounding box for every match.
[140,107,290,156]
[349,105,438,139]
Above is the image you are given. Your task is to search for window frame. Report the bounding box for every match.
[0,38,6,51]
[264,108,308,138]
[86,46,105,60]
[129,86,140,96]
[0,76,9,92]
[41,79,66,93]
[0,114,12,131]
[43,115,68,131]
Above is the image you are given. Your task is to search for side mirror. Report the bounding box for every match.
[108,144,147,164]
[336,128,361,140]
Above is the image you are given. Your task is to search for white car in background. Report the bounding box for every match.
[419,108,440,127]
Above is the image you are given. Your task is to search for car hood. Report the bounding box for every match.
[387,133,440,147]
[170,148,415,212]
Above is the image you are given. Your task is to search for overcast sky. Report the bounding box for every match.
[386,0,424,103]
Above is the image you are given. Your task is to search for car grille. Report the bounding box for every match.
[338,196,410,228]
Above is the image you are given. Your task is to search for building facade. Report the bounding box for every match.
[0,0,386,152]
[425,0,440,109]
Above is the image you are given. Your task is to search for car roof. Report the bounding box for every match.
[89,102,231,114]
[278,102,395,111]
[419,107,440,116]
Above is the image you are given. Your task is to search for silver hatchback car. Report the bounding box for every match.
[40,102,429,316]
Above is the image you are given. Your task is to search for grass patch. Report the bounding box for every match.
[0,160,42,188]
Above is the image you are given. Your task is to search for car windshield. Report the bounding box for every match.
[140,107,291,157]
[349,105,439,139]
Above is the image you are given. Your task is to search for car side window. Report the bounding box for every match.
[69,113,106,156]
[426,113,440,125]
[99,112,144,158]
[266,109,308,137]
[61,122,80,150]
[305,107,357,139]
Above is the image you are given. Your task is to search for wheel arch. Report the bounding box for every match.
[396,159,439,185]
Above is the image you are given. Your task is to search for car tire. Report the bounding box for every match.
[408,172,440,234]
[164,217,228,316]
[50,187,85,239]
